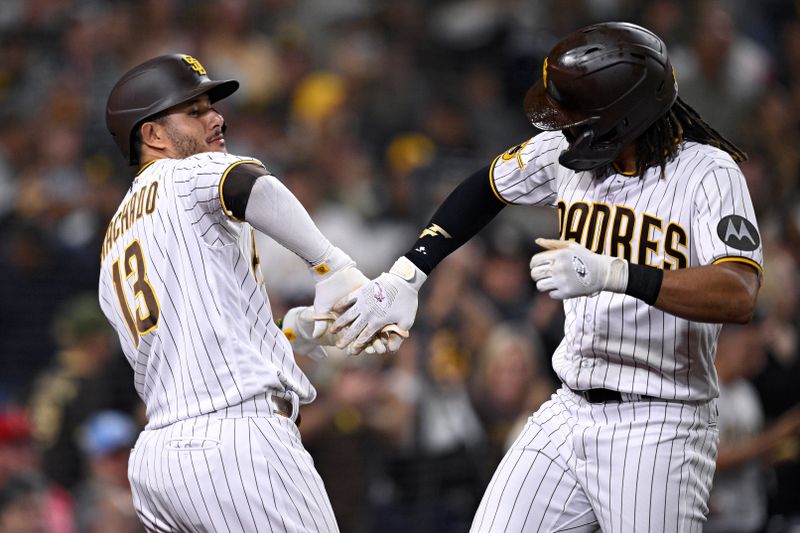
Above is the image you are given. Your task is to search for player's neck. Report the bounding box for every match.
[612,143,637,175]
[139,156,160,169]
[139,146,170,168]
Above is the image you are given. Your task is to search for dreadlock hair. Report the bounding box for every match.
[633,96,747,178]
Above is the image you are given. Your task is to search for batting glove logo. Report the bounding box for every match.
[572,256,590,285]
[373,283,386,304]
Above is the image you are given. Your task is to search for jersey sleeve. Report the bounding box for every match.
[489,131,566,206]
[175,152,268,246]
[692,162,763,273]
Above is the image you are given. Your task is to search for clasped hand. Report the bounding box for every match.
[329,257,425,355]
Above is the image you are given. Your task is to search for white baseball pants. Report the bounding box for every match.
[128,404,338,532]
[471,387,719,533]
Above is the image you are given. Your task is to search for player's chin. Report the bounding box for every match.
[206,138,227,152]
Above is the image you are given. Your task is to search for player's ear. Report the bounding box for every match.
[140,121,168,150]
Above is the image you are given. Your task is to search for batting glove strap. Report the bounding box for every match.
[388,256,427,291]
[604,256,629,293]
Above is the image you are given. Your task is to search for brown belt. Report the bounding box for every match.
[271,395,301,427]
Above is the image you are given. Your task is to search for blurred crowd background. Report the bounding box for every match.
[0,0,799,531]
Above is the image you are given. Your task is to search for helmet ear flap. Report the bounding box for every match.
[559,127,621,171]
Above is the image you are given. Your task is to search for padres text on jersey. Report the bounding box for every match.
[490,132,763,401]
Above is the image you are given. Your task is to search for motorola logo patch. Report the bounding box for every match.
[716,215,760,251]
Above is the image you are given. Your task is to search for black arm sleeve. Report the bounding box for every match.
[220,162,267,220]
[404,165,507,274]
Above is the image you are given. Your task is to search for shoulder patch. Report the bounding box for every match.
[716,215,760,251]
[498,140,530,171]
[501,142,525,160]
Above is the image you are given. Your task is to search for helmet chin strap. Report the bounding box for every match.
[558,128,622,171]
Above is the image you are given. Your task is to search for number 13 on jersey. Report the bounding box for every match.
[111,240,160,347]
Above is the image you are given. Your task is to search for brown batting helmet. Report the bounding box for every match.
[524,22,677,171]
[106,54,239,165]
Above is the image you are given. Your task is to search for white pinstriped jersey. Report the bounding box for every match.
[490,132,763,401]
[98,152,315,430]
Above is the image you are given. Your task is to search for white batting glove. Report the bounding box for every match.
[529,238,628,299]
[331,257,425,355]
[308,246,370,338]
[281,306,389,359]
[281,306,330,360]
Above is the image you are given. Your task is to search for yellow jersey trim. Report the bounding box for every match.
[712,256,763,274]
[611,162,637,176]
[489,155,512,205]
[136,160,158,176]
[218,159,263,222]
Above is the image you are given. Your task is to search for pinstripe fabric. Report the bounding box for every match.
[98,152,315,430]
[99,152,335,531]
[471,387,718,533]
[479,133,750,531]
[129,410,338,532]
[491,133,763,401]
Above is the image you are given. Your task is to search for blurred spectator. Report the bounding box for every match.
[28,294,138,491]
[0,221,86,400]
[299,351,415,533]
[738,86,800,209]
[0,475,50,533]
[477,240,534,322]
[706,322,800,533]
[670,2,773,137]
[377,328,487,533]
[0,407,39,491]
[0,472,74,533]
[1,483,73,533]
[472,324,555,468]
[73,411,142,533]
[0,409,74,533]
[752,240,800,531]
[197,0,285,109]
[385,133,435,202]
[417,242,496,356]
[638,0,686,44]
[0,0,798,529]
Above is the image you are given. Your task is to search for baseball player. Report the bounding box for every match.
[98,53,382,532]
[332,22,763,532]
